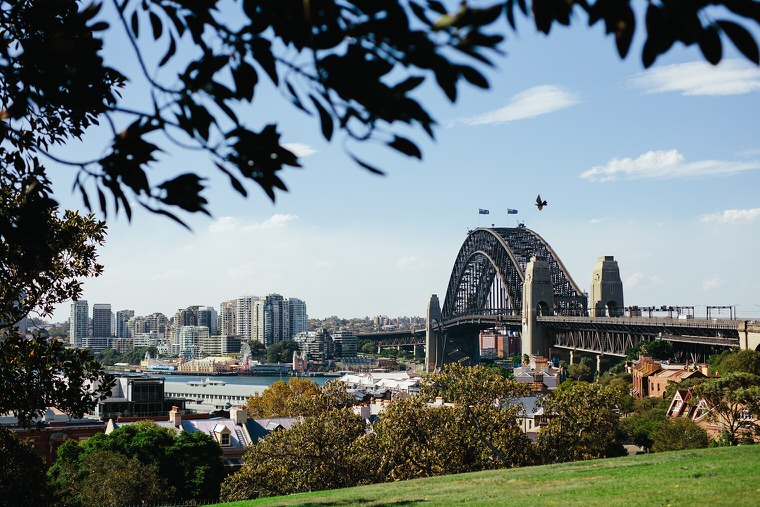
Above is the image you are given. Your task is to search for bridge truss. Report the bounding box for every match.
[441,227,587,320]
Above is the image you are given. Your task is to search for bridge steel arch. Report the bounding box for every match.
[441,227,587,321]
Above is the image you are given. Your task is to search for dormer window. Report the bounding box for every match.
[214,423,232,446]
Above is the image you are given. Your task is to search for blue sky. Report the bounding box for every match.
[47,4,760,323]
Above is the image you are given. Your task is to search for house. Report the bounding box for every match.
[2,409,105,467]
[107,406,252,469]
[666,387,758,442]
[513,356,561,392]
[629,354,709,399]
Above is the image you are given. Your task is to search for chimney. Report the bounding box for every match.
[230,407,248,426]
[169,406,182,428]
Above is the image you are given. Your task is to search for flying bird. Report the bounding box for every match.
[535,194,547,211]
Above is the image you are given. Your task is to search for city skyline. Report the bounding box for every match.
[45,6,760,324]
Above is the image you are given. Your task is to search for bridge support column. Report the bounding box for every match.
[596,354,602,377]
[522,256,554,358]
[569,350,574,365]
[738,321,760,351]
[425,294,442,372]
[589,256,624,317]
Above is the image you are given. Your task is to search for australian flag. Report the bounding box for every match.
[479,209,490,215]
[507,209,518,214]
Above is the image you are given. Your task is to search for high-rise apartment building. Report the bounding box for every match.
[178,325,209,361]
[197,306,218,336]
[288,298,308,339]
[69,300,89,348]
[219,299,237,337]
[253,294,289,347]
[235,296,256,341]
[145,312,168,337]
[115,309,135,338]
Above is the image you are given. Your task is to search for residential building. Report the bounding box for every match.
[219,299,237,337]
[288,297,308,338]
[629,354,710,399]
[332,332,358,358]
[115,309,135,338]
[253,294,289,346]
[69,300,89,348]
[235,295,256,340]
[178,325,209,361]
[145,312,168,337]
[197,306,218,336]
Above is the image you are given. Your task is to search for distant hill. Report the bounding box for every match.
[213,445,760,507]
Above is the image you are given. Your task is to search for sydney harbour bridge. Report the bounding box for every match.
[361,226,760,371]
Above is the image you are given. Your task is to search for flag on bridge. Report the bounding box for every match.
[479,209,490,215]
[507,209,518,214]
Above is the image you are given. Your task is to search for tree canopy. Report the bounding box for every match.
[48,420,226,504]
[2,0,759,227]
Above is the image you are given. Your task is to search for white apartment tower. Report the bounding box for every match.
[69,300,89,348]
[288,298,308,339]
[235,296,256,341]
[219,299,237,337]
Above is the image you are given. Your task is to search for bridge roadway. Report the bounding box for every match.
[360,315,741,357]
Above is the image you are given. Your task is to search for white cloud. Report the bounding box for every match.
[631,59,760,96]
[700,208,760,224]
[396,256,431,270]
[579,149,760,182]
[282,143,317,157]
[242,214,299,231]
[625,272,664,289]
[208,216,240,233]
[456,85,580,126]
[313,260,336,269]
[702,276,725,291]
[210,214,299,233]
[589,217,611,224]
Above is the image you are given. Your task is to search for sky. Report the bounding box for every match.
[46,3,760,323]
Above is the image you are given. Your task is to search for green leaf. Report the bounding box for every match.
[349,153,385,175]
[310,95,334,141]
[699,25,723,65]
[717,20,760,64]
[158,35,176,68]
[130,10,139,38]
[388,136,422,159]
[149,11,163,40]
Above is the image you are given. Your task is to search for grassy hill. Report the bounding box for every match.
[214,445,760,507]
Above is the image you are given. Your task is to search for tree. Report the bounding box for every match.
[220,408,367,501]
[650,417,709,452]
[245,378,355,418]
[566,356,593,382]
[619,396,669,452]
[0,333,114,428]
[0,175,113,427]
[49,420,225,504]
[536,382,627,463]
[0,427,51,506]
[74,451,169,507]
[2,1,759,228]
[709,348,760,376]
[265,339,300,363]
[692,373,760,445]
[626,339,675,361]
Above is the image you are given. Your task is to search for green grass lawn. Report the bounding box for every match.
[214,445,760,507]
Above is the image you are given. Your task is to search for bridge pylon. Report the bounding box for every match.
[589,256,624,317]
[425,294,443,372]
[522,256,554,357]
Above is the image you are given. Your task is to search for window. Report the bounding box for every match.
[221,433,230,446]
